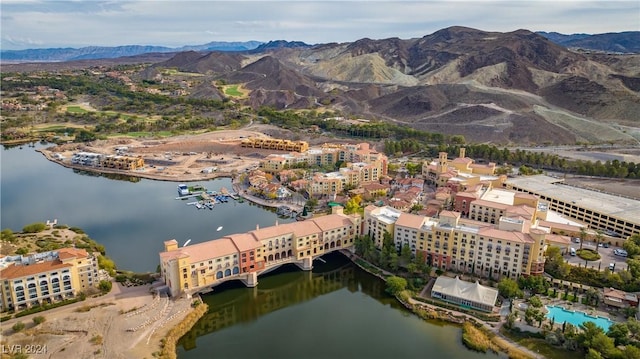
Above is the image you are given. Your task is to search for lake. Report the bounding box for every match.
[0,144,294,272]
[1,144,502,359]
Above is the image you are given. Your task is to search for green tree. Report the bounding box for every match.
[344,195,362,215]
[528,296,543,308]
[622,345,640,359]
[385,276,407,295]
[579,226,587,251]
[98,280,113,293]
[497,278,523,299]
[607,322,630,346]
[585,348,603,359]
[594,230,604,253]
[400,244,412,265]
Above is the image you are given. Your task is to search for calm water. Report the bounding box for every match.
[1,144,501,359]
[0,144,293,272]
[546,305,612,331]
[178,253,501,359]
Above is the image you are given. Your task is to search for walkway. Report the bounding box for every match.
[232,179,303,212]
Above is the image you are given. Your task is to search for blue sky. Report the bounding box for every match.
[1,1,638,50]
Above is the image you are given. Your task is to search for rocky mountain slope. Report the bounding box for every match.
[4,27,639,145]
[146,26,638,144]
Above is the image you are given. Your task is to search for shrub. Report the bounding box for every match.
[98,255,116,275]
[98,280,112,293]
[69,227,85,234]
[577,249,600,261]
[1,228,16,242]
[22,222,47,233]
[90,334,103,345]
[15,247,29,255]
[12,321,25,332]
[33,315,46,325]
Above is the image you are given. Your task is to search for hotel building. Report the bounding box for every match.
[0,248,99,312]
[423,148,503,190]
[364,205,548,279]
[159,207,361,297]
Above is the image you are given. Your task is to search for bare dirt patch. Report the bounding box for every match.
[0,284,194,359]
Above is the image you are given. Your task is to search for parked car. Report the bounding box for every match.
[603,243,610,248]
[573,237,580,243]
[609,263,615,271]
[614,249,628,257]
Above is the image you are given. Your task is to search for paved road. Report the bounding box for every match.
[565,241,628,272]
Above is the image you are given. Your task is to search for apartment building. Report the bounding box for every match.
[504,175,640,239]
[259,142,388,178]
[101,155,145,170]
[0,248,99,312]
[71,151,144,170]
[241,138,309,152]
[364,205,547,279]
[159,208,361,296]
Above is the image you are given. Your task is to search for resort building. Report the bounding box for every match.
[504,175,640,239]
[603,287,639,308]
[364,205,549,279]
[159,207,361,297]
[431,276,498,312]
[422,149,503,190]
[259,142,387,176]
[0,248,99,312]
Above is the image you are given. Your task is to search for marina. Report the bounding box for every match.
[176,184,238,210]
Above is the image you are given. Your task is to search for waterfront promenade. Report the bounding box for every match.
[232,179,304,213]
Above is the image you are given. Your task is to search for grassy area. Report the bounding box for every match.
[576,249,600,261]
[224,85,244,97]
[501,328,583,359]
[462,322,498,353]
[66,106,89,114]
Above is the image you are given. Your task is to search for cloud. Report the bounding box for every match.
[0,1,638,50]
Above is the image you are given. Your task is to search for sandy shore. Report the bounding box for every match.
[0,283,194,359]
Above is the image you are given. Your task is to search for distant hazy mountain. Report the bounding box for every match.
[0,41,263,62]
[537,31,640,53]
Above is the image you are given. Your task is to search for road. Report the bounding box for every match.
[565,240,628,272]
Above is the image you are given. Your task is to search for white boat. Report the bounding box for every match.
[195,203,204,209]
[217,226,223,231]
[177,184,189,196]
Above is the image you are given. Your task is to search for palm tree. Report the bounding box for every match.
[595,230,604,253]
[579,226,587,251]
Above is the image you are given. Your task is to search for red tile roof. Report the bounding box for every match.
[0,261,74,280]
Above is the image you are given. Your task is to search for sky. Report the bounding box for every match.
[1,1,639,50]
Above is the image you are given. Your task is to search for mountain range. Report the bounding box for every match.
[3,27,639,145]
[2,30,638,63]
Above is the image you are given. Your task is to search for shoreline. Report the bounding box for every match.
[38,148,303,212]
[341,251,542,359]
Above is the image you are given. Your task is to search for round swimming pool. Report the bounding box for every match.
[545,305,613,331]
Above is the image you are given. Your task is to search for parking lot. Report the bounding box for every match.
[564,240,628,272]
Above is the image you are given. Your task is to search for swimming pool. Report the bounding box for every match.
[545,305,613,331]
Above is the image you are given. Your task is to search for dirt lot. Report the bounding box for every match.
[0,283,194,359]
[39,125,368,182]
[42,129,275,182]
